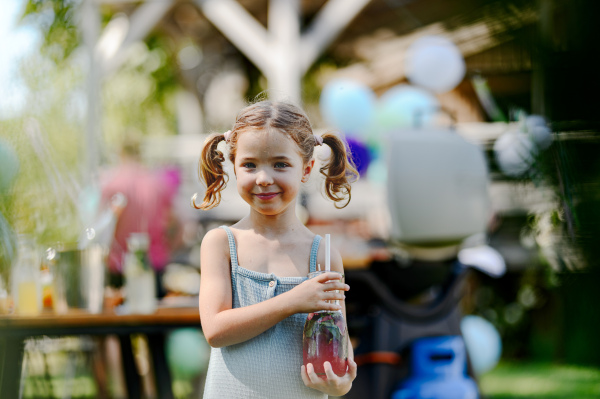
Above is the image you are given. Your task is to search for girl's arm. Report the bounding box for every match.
[199,228,348,348]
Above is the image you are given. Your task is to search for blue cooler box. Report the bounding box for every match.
[391,336,479,399]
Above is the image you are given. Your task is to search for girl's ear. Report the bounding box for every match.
[301,159,315,183]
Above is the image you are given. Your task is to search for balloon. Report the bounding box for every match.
[366,159,387,185]
[493,131,536,177]
[166,328,210,378]
[320,79,376,135]
[405,36,466,93]
[461,315,502,375]
[346,136,371,175]
[375,85,440,131]
[0,139,19,192]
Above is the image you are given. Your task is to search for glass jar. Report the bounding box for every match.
[11,235,41,315]
[124,232,156,314]
[302,270,348,377]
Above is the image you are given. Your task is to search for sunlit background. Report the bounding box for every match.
[1,0,600,398]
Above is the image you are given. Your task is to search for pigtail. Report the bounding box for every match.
[193,133,228,210]
[320,133,359,209]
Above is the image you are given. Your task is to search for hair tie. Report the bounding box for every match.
[223,130,232,142]
[314,135,323,146]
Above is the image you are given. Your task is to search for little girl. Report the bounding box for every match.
[193,100,358,398]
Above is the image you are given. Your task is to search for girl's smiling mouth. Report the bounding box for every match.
[254,192,279,200]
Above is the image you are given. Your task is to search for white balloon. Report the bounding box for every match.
[405,36,466,94]
[493,131,536,177]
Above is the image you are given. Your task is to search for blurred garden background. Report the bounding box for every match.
[1,0,600,398]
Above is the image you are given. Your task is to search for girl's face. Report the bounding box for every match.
[234,129,313,217]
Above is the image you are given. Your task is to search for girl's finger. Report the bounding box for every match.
[300,365,311,386]
[306,362,321,385]
[323,282,349,291]
[324,302,342,311]
[315,272,343,283]
[323,361,337,382]
[324,292,345,301]
[347,358,358,380]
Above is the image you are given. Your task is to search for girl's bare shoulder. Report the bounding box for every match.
[200,227,230,254]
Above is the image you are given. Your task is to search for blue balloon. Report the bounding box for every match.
[460,315,502,375]
[320,79,376,136]
[376,85,440,132]
[366,159,387,185]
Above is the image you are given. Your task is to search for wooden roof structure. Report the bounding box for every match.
[93,0,539,124]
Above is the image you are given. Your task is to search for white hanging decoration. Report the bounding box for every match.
[525,115,553,150]
[493,130,537,177]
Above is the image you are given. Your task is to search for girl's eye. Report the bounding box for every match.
[274,162,289,168]
[242,162,256,169]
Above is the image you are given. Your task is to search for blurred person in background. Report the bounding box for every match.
[100,134,182,298]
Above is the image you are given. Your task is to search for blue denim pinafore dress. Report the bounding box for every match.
[202,226,326,399]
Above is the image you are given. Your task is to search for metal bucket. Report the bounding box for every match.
[53,244,106,314]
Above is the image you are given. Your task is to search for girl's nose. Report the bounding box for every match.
[256,169,274,186]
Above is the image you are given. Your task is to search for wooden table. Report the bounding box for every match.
[0,306,201,399]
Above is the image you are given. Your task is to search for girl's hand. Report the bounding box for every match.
[285,272,349,314]
[301,359,357,396]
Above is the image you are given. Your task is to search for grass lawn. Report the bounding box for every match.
[479,362,600,399]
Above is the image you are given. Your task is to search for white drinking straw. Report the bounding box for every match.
[325,234,331,272]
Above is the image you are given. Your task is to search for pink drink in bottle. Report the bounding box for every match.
[302,269,348,378]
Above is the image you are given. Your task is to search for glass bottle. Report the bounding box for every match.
[40,250,57,312]
[78,192,127,249]
[124,232,156,314]
[302,270,348,378]
[11,235,41,316]
[77,193,127,313]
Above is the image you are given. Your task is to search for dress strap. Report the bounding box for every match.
[219,226,239,271]
[309,235,322,273]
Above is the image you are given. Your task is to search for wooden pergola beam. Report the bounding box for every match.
[195,0,371,103]
[98,0,175,77]
[194,0,272,75]
[299,0,371,75]
[334,6,538,90]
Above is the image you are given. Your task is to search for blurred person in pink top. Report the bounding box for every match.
[100,136,181,296]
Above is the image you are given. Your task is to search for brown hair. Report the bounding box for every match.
[193,100,359,210]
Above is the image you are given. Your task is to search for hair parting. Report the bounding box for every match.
[320,133,359,209]
[195,132,229,210]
